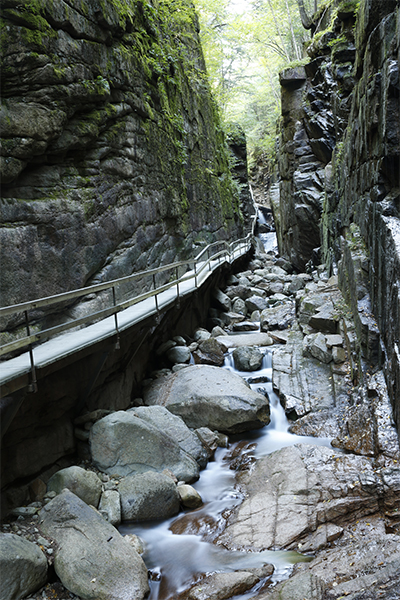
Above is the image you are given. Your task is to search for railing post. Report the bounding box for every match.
[194,260,198,289]
[176,266,180,308]
[112,287,120,349]
[25,310,37,393]
[153,274,160,322]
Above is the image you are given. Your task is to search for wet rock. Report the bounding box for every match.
[156,340,177,356]
[273,330,338,417]
[303,332,332,363]
[133,405,208,468]
[0,533,48,600]
[332,346,346,363]
[193,337,226,367]
[186,571,260,600]
[232,321,259,332]
[245,295,268,313]
[260,302,296,331]
[220,312,246,326]
[211,326,228,337]
[98,490,121,527]
[119,471,180,521]
[39,489,149,600]
[255,572,325,600]
[215,333,273,348]
[47,465,102,508]
[143,365,270,434]
[194,329,211,342]
[232,346,264,371]
[218,444,389,551]
[212,289,232,311]
[177,484,203,509]
[166,345,191,365]
[232,297,247,314]
[90,411,199,482]
[195,427,219,458]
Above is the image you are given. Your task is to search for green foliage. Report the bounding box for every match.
[194,0,312,163]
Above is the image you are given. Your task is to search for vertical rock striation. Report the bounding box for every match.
[275,0,400,431]
[0,0,251,327]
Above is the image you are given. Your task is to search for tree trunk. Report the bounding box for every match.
[296,0,313,29]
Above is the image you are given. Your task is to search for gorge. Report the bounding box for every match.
[0,0,400,599]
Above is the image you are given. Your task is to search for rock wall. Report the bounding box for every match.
[274,0,400,428]
[0,0,251,333]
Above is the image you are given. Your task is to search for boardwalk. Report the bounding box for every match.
[0,233,254,396]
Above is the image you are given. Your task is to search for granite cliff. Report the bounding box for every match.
[273,0,400,429]
[0,0,252,333]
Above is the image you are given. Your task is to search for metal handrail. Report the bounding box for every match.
[0,225,256,362]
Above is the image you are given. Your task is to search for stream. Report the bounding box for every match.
[120,347,334,599]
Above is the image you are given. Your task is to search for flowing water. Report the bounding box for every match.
[120,349,333,599]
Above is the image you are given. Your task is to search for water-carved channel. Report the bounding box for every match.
[121,347,334,599]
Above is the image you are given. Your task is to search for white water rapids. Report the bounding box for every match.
[120,348,333,599]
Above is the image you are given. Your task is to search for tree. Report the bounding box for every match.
[194,0,311,163]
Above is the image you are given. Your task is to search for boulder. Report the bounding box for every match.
[193,328,211,342]
[215,333,273,348]
[90,411,199,482]
[177,484,203,509]
[232,346,264,371]
[166,345,191,364]
[98,490,121,527]
[47,465,102,508]
[303,332,332,364]
[39,490,149,600]
[232,321,259,332]
[187,571,260,600]
[260,302,296,331]
[192,337,226,366]
[195,427,220,458]
[245,295,268,312]
[212,288,231,311]
[119,471,180,521]
[143,365,270,434]
[132,405,208,467]
[232,297,247,314]
[0,533,47,600]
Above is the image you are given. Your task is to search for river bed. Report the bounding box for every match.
[120,348,333,599]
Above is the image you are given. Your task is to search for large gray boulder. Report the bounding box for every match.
[232,346,264,371]
[119,471,180,521]
[132,405,208,467]
[143,365,270,434]
[90,411,199,482]
[0,533,47,600]
[39,489,149,600]
[47,465,102,507]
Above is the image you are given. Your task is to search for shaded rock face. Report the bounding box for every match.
[0,533,48,600]
[0,0,249,330]
[39,489,149,600]
[274,0,400,431]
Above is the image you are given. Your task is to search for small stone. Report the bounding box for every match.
[325,334,343,348]
[332,346,347,364]
[193,328,211,342]
[177,484,203,509]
